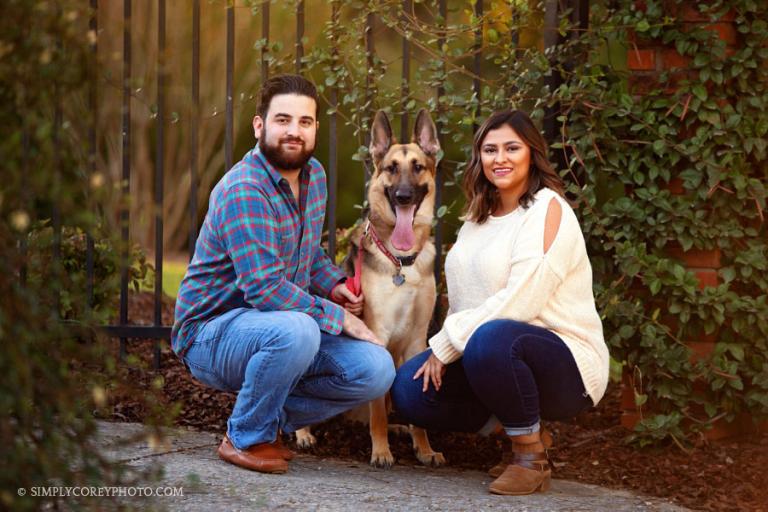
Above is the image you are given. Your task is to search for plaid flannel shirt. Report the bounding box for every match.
[171,146,346,357]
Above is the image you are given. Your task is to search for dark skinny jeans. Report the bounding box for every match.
[391,319,593,436]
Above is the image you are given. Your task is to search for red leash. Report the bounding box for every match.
[345,232,365,296]
[330,228,364,305]
[334,220,411,304]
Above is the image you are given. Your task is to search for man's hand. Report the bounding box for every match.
[413,353,447,392]
[331,283,364,316]
[342,309,384,346]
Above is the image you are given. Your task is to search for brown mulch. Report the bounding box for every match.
[102,292,768,512]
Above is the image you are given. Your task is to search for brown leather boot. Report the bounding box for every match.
[489,451,551,496]
[217,434,289,473]
[273,435,296,461]
[487,447,514,478]
[487,428,553,478]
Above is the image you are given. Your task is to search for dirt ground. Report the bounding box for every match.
[103,293,768,511]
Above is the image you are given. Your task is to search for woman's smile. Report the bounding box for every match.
[480,125,532,214]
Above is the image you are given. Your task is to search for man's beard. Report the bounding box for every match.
[259,129,315,171]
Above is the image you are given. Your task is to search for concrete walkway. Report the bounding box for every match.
[97,421,688,511]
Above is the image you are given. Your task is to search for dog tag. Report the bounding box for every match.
[392,273,406,286]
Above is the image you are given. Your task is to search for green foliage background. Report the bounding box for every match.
[266,0,767,444]
[1,1,170,509]
[567,0,768,444]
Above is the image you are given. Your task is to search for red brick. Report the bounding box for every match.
[680,5,736,22]
[626,29,657,47]
[704,415,759,441]
[704,23,738,45]
[619,381,767,439]
[678,123,697,140]
[694,269,719,289]
[629,72,690,95]
[628,48,656,70]
[667,70,698,94]
[621,412,641,430]
[628,75,656,95]
[621,370,636,411]
[666,246,722,268]
[667,178,685,194]
[660,316,719,343]
[621,409,765,439]
[687,341,716,362]
[621,385,638,411]
[661,49,690,69]
[716,98,730,109]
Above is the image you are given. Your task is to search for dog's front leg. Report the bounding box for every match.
[369,394,394,468]
[409,425,446,467]
[403,335,445,468]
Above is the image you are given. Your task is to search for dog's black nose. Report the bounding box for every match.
[394,188,413,205]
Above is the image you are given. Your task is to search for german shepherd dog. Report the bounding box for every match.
[295,109,445,468]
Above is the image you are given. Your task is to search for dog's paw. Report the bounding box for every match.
[416,450,446,468]
[370,450,395,469]
[294,428,317,449]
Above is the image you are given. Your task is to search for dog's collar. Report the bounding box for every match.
[364,220,420,269]
[397,253,418,266]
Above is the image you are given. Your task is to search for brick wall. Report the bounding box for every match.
[620,2,756,439]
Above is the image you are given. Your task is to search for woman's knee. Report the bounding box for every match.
[463,320,531,372]
[391,353,430,420]
[464,320,508,361]
[390,371,416,417]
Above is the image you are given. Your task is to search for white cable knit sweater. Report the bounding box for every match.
[429,187,609,404]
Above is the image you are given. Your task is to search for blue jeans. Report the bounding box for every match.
[391,320,592,437]
[183,308,395,450]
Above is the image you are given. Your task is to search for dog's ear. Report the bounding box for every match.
[369,110,394,164]
[412,109,440,160]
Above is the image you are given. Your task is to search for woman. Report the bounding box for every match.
[391,109,609,496]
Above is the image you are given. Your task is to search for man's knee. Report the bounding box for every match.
[351,345,396,399]
[267,312,321,366]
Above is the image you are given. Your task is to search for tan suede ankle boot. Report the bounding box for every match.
[487,428,553,478]
[488,451,551,496]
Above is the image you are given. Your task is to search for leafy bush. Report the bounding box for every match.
[0,2,171,509]
[558,0,768,444]
[25,222,153,323]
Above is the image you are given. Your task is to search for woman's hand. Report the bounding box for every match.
[413,353,447,392]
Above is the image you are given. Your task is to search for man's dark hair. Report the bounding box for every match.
[257,74,318,118]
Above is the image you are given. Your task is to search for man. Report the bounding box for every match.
[172,74,394,474]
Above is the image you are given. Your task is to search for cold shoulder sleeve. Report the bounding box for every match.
[429,195,583,364]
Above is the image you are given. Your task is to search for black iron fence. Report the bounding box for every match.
[88,0,589,368]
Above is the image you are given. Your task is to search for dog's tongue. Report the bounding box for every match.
[392,205,417,251]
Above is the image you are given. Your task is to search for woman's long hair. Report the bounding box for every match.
[462,109,565,224]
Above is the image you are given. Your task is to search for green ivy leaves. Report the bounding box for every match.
[292,0,767,446]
